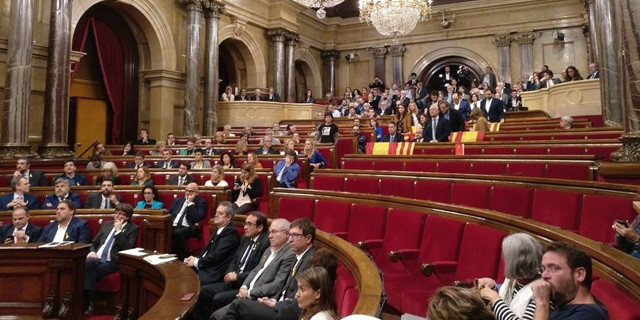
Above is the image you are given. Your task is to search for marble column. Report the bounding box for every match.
[492,34,513,83]
[179,0,203,136]
[0,0,37,158]
[593,0,623,128]
[388,45,406,88]
[202,1,225,136]
[514,32,536,82]
[267,28,287,99]
[284,33,299,103]
[322,50,339,97]
[39,0,75,158]
[584,0,599,64]
[608,0,640,162]
[368,46,388,82]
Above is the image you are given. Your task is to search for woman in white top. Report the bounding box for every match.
[476,233,543,320]
[296,267,338,320]
[221,85,235,101]
[204,165,228,188]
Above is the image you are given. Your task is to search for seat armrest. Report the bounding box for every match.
[388,249,420,262]
[420,261,458,277]
[356,239,383,251]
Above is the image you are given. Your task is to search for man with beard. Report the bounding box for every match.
[531,242,608,320]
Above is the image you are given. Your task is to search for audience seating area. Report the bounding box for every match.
[268,188,640,318]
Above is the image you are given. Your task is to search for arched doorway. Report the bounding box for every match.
[419,56,483,93]
[70,3,139,145]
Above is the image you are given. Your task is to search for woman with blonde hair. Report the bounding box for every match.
[204,165,229,187]
[232,163,261,214]
[131,166,153,187]
[296,267,338,320]
[427,286,495,320]
[245,151,263,169]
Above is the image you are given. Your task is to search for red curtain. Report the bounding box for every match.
[71,17,124,144]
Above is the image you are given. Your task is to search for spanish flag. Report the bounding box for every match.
[449,131,485,142]
[366,142,415,155]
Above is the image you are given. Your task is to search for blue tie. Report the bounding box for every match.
[100,231,116,263]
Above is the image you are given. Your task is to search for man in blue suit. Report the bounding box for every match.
[42,178,82,209]
[423,105,452,143]
[169,182,208,260]
[39,200,90,243]
[0,176,39,211]
[273,151,301,188]
[1,207,42,243]
[480,88,505,123]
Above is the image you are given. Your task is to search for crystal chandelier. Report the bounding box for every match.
[359,0,433,40]
[293,0,345,19]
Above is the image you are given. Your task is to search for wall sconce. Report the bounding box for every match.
[440,11,455,29]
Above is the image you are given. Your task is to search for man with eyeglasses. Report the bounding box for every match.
[83,203,139,314]
[209,218,295,320]
[223,217,318,320]
[531,242,608,320]
[184,201,240,287]
[169,182,207,260]
[192,211,270,320]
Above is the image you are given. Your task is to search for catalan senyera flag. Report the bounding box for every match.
[449,131,485,142]
[489,122,501,132]
[366,142,415,155]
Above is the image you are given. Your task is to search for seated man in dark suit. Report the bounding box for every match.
[0,176,39,211]
[85,178,122,209]
[11,158,46,187]
[184,201,241,287]
[480,88,505,123]
[42,178,82,209]
[83,203,139,314]
[57,159,88,186]
[222,218,318,320]
[423,104,452,143]
[209,218,296,320]
[157,150,180,169]
[170,182,207,260]
[168,163,196,186]
[39,200,90,243]
[381,122,403,142]
[192,211,270,320]
[1,206,42,243]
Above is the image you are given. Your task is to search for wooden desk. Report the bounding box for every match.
[117,251,199,320]
[0,243,90,319]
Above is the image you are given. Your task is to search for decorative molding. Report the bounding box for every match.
[368,46,388,59]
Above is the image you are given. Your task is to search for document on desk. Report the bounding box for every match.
[38,241,74,248]
[119,247,148,256]
[143,254,177,265]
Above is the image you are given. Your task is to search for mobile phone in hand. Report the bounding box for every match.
[614,219,629,227]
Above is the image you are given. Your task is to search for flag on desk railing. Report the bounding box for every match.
[366,142,415,155]
[449,131,485,142]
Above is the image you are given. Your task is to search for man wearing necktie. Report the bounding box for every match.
[191,211,270,320]
[221,218,318,320]
[209,219,295,320]
[83,203,139,314]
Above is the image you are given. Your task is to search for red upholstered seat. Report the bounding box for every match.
[372,161,404,171]
[507,162,546,178]
[436,161,470,174]
[311,175,344,191]
[346,204,387,244]
[313,200,351,238]
[277,197,315,221]
[379,178,415,198]
[591,279,640,320]
[405,161,437,172]
[414,180,451,203]
[579,194,636,243]
[344,177,379,195]
[532,189,581,231]
[469,162,508,175]
[546,163,590,181]
[95,272,121,292]
[450,182,491,209]
[489,185,533,218]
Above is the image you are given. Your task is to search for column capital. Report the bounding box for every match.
[493,34,514,47]
[285,32,299,46]
[177,0,204,11]
[514,32,537,45]
[267,28,288,42]
[368,46,388,59]
[322,50,340,61]
[388,44,406,57]
[203,1,225,18]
